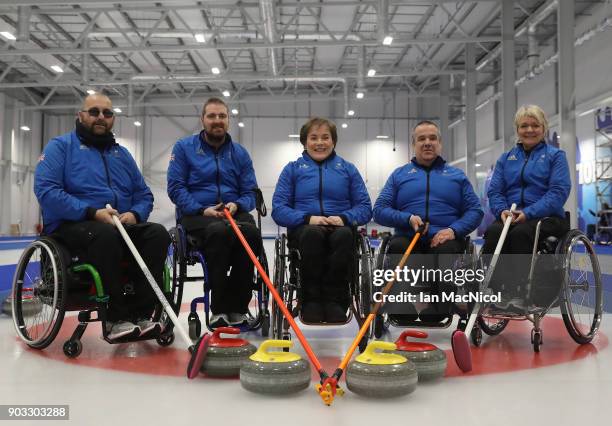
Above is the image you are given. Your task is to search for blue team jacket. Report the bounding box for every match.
[373,156,483,240]
[34,130,153,233]
[272,151,372,229]
[488,142,570,220]
[167,132,257,217]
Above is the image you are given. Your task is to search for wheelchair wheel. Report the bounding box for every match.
[373,313,386,338]
[250,248,269,331]
[477,316,509,336]
[557,230,603,344]
[63,340,82,358]
[169,227,186,312]
[12,238,66,349]
[271,236,286,340]
[354,235,373,320]
[375,235,391,271]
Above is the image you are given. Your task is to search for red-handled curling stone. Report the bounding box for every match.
[201,327,257,377]
[392,330,447,381]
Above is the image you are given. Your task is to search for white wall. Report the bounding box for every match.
[0,94,43,235]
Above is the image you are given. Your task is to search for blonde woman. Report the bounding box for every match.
[484,105,571,306]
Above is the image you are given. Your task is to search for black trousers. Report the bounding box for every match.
[54,221,170,322]
[288,225,354,306]
[482,217,569,293]
[181,212,261,314]
[387,236,465,308]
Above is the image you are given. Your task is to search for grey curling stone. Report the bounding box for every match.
[240,340,311,395]
[2,296,43,317]
[393,330,447,381]
[346,341,418,398]
[201,327,257,377]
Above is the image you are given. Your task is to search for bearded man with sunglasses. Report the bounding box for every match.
[167,97,261,328]
[34,93,170,340]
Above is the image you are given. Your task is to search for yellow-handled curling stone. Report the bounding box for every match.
[392,330,447,381]
[346,341,418,398]
[240,340,311,394]
[200,327,256,377]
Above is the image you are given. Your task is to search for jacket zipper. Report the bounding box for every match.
[519,150,531,208]
[100,151,118,208]
[425,169,431,223]
[214,152,221,203]
[318,163,325,216]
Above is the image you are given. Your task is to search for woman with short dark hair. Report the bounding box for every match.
[272,117,372,323]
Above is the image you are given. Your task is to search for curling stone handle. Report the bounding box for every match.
[398,330,429,343]
[259,339,293,354]
[363,340,397,355]
[212,327,240,339]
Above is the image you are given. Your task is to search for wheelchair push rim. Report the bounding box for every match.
[558,230,603,344]
[12,239,65,349]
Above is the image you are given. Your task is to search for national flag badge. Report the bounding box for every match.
[38,153,45,162]
[169,153,175,162]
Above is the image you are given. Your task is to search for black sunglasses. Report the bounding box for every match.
[81,108,114,118]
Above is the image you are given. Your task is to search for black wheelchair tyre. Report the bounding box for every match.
[63,340,82,358]
[12,237,67,349]
[157,333,175,347]
[477,316,509,336]
[557,229,603,344]
[271,236,286,340]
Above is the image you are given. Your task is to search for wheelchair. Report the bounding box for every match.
[271,228,374,352]
[470,214,603,352]
[372,234,477,338]
[169,191,270,339]
[11,236,176,358]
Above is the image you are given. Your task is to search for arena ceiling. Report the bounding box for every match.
[0,0,606,118]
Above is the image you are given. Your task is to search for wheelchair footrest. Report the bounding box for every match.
[77,309,100,323]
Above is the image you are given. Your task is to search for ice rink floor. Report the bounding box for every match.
[1,240,610,426]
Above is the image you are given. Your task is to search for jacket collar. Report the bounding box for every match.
[198,131,233,152]
[301,150,337,165]
[410,155,446,170]
[516,140,546,153]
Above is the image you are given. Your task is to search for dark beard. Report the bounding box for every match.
[203,129,227,147]
[75,119,115,150]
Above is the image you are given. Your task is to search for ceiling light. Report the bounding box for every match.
[382,36,393,45]
[0,31,16,41]
[347,110,355,116]
[356,91,364,99]
[376,135,389,139]
[86,89,96,95]
[289,134,300,138]
[238,122,245,128]
[113,107,122,113]
[222,90,230,97]
[367,69,376,77]
[211,67,220,75]
[231,108,238,115]
[194,33,206,43]
[20,126,30,131]
[50,65,64,73]
[341,123,348,129]
[134,121,142,127]
[475,163,482,167]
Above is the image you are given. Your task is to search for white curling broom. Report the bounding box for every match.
[106,205,210,379]
[451,203,516,372]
